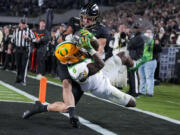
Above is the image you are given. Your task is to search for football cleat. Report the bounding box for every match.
[22,101,45,119]
[70,116,80,128]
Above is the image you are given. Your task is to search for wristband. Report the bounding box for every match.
[89,48,96,56]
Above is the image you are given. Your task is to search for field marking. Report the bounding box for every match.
[0,97,27,100]
[0,93,20,95]
[166,101,180,106]
[0,80,117,135]
[25,74,180,125]
[0,100,33,104]
[0,91,19,94]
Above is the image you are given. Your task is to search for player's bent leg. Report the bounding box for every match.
[71,80,84,105]
[91,82,136,107]
[62,80,80,128]
[62,79,75,107]
[47,102,68,113]
[107,85,136,107]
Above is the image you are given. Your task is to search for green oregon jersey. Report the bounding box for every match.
[143,40,154,61]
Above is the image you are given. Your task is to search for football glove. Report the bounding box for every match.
[79,36,96,55]
[79,29,94,39]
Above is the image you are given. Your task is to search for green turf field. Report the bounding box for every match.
[0,84,33,102]
[122,83,180,120]
[28,72,61,84]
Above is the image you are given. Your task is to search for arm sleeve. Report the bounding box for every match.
[30,30,35,40]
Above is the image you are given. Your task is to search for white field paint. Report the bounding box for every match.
[166,101,180,106]
[0,80,117,135]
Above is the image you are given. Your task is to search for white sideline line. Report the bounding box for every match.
[26,74,180,125]
[0,80,117,135]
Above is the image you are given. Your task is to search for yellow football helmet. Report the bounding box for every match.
[55,41,86,64]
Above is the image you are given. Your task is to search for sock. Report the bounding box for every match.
[41,105,48,112]
[35,101,48,113]
[67,107,75,118]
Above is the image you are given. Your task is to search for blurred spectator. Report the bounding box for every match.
[138,29,162,97]
[2,27,13,70]
[0,29,3,66]
[127,23,144,97]
[48,29,58,77]
[35,19,50,78]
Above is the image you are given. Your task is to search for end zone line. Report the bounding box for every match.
[0,80,117,135]
[26,74,180,125]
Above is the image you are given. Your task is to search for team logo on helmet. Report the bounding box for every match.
[55,41,86,64]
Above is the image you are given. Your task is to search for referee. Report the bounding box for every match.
[11,19,35,86]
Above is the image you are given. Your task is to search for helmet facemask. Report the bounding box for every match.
[80,14,98,29]
[80,3,100,29]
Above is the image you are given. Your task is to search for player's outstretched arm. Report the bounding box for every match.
[87,53,105,76]
[79,35,104,76]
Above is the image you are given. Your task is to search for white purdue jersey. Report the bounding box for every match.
[68,59,133,106]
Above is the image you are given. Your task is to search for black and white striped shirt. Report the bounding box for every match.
[11,27,35,47]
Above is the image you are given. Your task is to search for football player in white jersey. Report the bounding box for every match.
[67,31,136,107]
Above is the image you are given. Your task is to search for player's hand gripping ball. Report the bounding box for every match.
[79,36,93,52]
[79,29,94,39]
